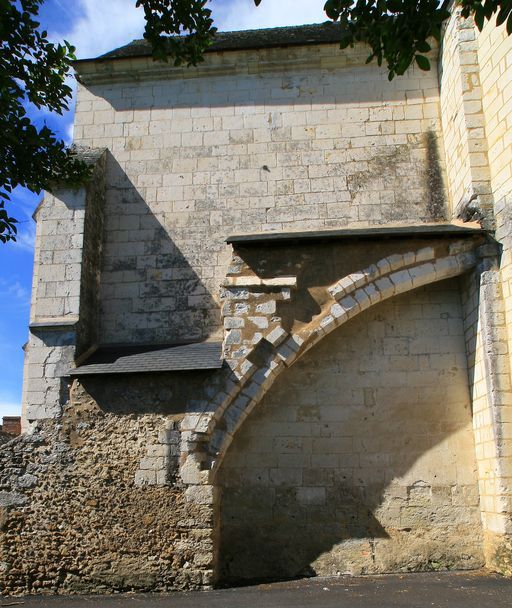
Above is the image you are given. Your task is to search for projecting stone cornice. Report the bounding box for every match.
[75,43,438,86]
[226,223,486,245]
[74,44,371,86]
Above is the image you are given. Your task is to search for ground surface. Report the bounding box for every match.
[1,571,511,607]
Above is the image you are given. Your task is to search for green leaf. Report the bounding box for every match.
[497,9,506,26]
[474,6,485,30]
[483,0,495,20]
[416,40,431,53]
[339,32,353,49]
[324,0,341,20]
[387,0,402,11]
[415,54,431,71]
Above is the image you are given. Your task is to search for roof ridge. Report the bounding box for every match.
[80,21,343,63]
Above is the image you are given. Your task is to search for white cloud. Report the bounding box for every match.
[12,227,36,253]
[9,282,28,301]
[212,0,328,31]
[54,0,145,60]
[7,191,39,253]
[49,1,329,62]
[0,279,31,306]
[66,120,75,143]
[0,216,35,253]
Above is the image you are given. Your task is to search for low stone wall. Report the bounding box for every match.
[0,394,214,595]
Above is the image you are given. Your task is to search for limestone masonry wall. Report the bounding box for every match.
[22,152,107,423]
[4,15,512,597]
[439,9,493,222]
[219,281,483,581]
[74,43,445,345]
[477,14,512,574]
[478,15,512,206]
[439,11,474,216]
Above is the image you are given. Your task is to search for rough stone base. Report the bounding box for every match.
[484,531,512,577]
[0,399,214,596]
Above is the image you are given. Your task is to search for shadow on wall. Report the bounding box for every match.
[232,238,457,334]
[458,269,481,415]
[75,369,227,416]
[85,63,447,241]
[98,152,220,346]
[90,63,426,111]
[220,482,389,583]
[217,279,483,583]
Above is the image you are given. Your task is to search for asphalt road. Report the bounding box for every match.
[1,571,511,608]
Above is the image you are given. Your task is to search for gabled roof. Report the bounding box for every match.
[82,22,344,62]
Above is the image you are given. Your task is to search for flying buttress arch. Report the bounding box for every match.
[180,238,482,486]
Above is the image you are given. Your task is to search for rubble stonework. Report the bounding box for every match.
[0,395,215,594]
[1,12,512,596]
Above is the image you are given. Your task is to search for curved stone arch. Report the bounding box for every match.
[182,239,481,485]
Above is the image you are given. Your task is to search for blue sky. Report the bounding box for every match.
[0,0,328,419]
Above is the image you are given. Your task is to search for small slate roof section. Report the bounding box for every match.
[226,224,487,246]
[87,22,343,62]
[68,342,223,376]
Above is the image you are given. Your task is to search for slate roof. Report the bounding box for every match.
[67,342,223,376]
[86,22,343,62]
[226,224,487,246]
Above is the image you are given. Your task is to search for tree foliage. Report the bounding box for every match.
[0,0,90,243]
[323,0,512,79]
[135,1,512,79]
[1,0,511,244]
[136,0,217,64]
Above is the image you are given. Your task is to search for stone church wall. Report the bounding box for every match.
[477,15,512,208]
[436,8,512,575]
[73,42,445,345]
[3,14,512,597]
[219,280,483,581]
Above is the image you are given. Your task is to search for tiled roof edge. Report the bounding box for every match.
[77,22,343,63]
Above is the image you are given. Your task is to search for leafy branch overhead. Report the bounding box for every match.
[322,0,512,79]
[136,0,217,65]
[0,0,91,242]
[136,1,512,79]
[1,0,511,245]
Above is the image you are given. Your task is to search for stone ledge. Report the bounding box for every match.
[29,317,79,331]
[222,276,297,288]
[226,223,487,246]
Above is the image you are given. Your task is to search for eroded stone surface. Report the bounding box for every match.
[4,10,512,596]
[0,402,214,595]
